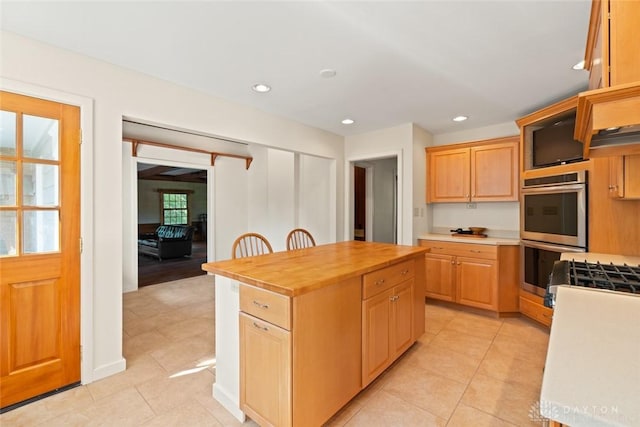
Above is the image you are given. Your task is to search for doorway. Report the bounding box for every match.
[136,163,208,287]
[351,156,399,244]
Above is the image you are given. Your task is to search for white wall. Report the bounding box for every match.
[346,124,410,244]
[298,154,335,245]
[1,31,344,382]
[138,179,207,224]
[428,121,520,238]
[412,124,432,240]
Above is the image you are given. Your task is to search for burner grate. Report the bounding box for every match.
[569,261,640,293]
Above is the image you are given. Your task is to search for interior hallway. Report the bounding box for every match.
[0,275,549,426]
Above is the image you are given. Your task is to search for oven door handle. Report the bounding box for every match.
[521,240,586,253]
[521,183,586,193]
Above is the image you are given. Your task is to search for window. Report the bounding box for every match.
[161,191,189,225]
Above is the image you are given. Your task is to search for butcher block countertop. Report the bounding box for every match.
[201,240,427,297]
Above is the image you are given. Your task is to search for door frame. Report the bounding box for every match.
[345,150,403,243]
[122,142,214,293]
[1,78,95,384]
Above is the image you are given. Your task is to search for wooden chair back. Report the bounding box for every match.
[286,228,316,250]
[231,233,273,259]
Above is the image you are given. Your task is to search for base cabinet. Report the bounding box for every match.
[419,240,519,315]
[519,290,553,327]
[362,280,413,386]
[239,313,291,427]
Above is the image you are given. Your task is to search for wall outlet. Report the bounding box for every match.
[466,203,477,209]
[414,207,419,217]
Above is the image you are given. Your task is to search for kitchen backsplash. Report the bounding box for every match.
[431,226,519,239]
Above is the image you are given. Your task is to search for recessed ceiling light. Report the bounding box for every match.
[572,60,585,70]
[452,115,468,122]
[320,69,337,78]
[252,83,271,93]
[341,118,355,125]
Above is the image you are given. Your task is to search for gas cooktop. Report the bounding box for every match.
[545,259,640,307]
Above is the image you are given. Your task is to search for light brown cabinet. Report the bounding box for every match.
[585,0,640,89]
[419,240,519,315]
[426,137,518,203]
[608,155,640,200]
[362,279,413,386]
[519,289,553,327]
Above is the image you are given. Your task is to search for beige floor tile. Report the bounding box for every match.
[195,393,259,426]
[343,390,447,427]
[447,403,517,426]
[141,400,222,426]
[442,312,503,340]
[428,329,493,361]
[156,316,214,342]
[476,346,545,391]
[490,333,549,367]
[87,354,167,401]
[381,365,466,420]
[403,341,481,384]
[135,365,215,414]
[0,386,94,426]
[461,373,542,426]
[123,330,172,360]
[80,387,155,426]
[150,334,215,373]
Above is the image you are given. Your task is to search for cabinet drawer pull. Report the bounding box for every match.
[401,269,409,275]
[389,295,399,302]
[432,246,443,250]
[470,249,482,253]
[253,322,269,331]
[375,279,385,285]
[451,260,455,264]
[542,313,552,319]
[253,300,270,309]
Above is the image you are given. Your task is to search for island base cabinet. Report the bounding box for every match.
[239,313,291,427]
[362,280,413,387]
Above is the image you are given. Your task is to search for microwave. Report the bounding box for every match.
[520,171,587,248]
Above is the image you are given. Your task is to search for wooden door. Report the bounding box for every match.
[427,148,470,202]
[424,253,456,302]
[239,313,291,427]
[354,166,366,240]
[0,91,81,409]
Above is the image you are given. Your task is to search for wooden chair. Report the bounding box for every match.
[286,228,316,250]
[231,232,273,259]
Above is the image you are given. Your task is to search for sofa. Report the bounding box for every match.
[138,225,194,260]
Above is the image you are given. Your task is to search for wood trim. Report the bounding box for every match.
[425,135,518,153]
[123,137,253,169]
[515,95,578,128]
[583,0,602,72]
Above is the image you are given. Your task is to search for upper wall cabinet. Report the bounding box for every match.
[426,136,519,203]
[585,0,640,89]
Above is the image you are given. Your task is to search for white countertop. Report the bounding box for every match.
[418,233,520,246]
[540,286,640,426]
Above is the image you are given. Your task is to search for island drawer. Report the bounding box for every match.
[419,240,497,259]
[240,284,291,330]
[363,259,414,299]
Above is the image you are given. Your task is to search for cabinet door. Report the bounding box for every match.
[362,289,392,386]
[609,155,640,200]
[471,141,518,202]
[424,253,456,302]
[391,281,414,356]
[609,0,640,86]
[428,148,470,202]
[240,313,292,427]
[456,257,496,311]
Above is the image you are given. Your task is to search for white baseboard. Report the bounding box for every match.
[213,382,245,423]
[91,357,127,383]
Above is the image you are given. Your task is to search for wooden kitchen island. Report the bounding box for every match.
[202,241,427,427]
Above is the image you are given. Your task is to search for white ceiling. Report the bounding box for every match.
[0,1,592,137]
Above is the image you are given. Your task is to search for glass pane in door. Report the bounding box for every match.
[23,210,59,253]
[22,163,59,206]
[23,115,59,160]
[0,110,17,156]
[0,210,17,256]
[0,160,17,206]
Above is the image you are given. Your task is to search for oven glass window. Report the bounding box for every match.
[524,192,578,236]
[524,246,562,288]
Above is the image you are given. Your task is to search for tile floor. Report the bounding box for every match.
[1,275,551,426]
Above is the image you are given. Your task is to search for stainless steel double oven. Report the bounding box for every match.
[520,170,587,296]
